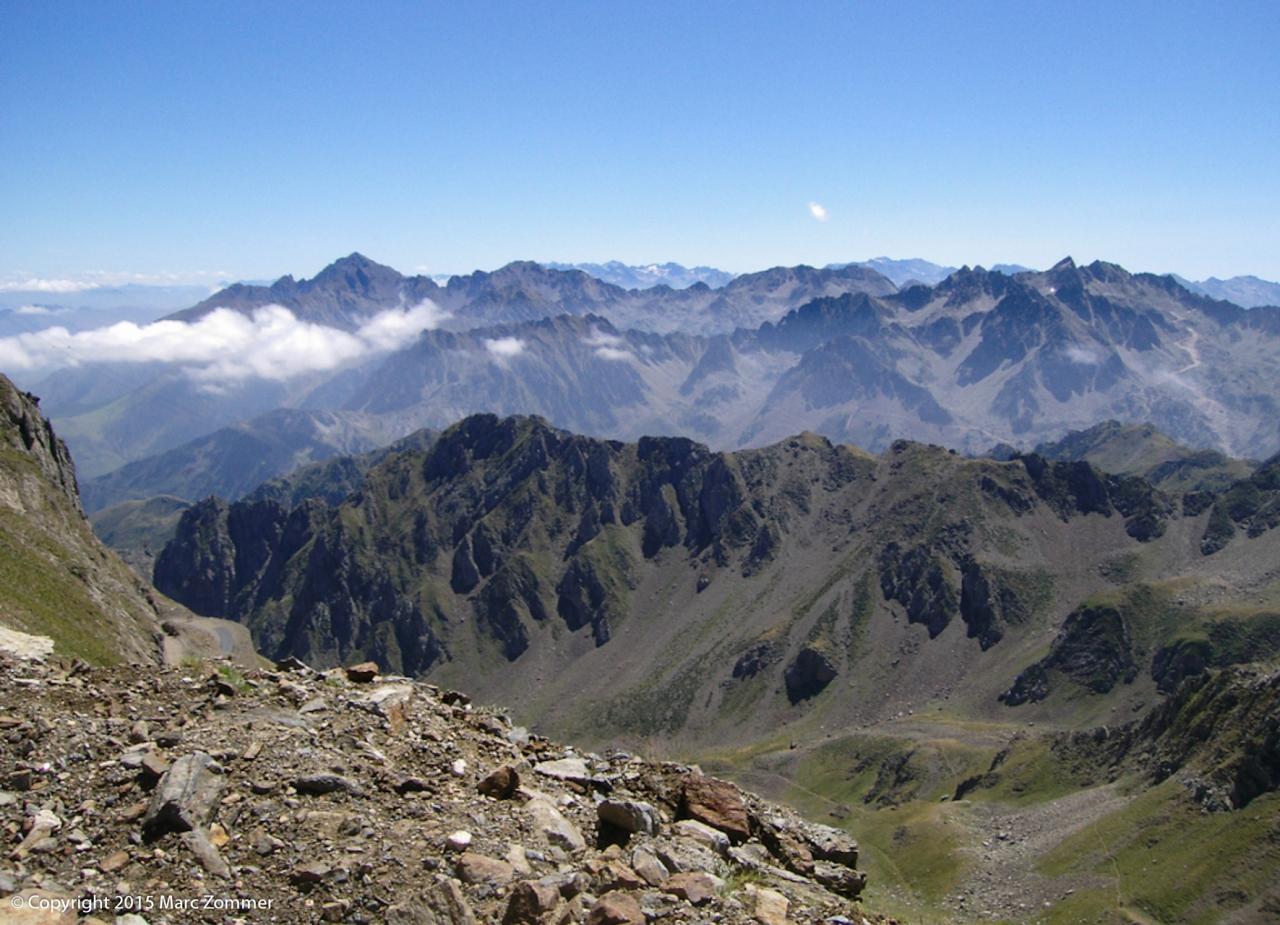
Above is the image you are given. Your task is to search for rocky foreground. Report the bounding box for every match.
[0,651,889,925]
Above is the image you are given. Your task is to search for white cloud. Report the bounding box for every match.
[0,300,446,383]
[484,336,526,358]
[1063,344,1103,365]
[808,202,829,222]
[13,305,62,316]
[582,328,625,349]
[0,279,92,293]
[594,346,634,362]
[0,269,235,293]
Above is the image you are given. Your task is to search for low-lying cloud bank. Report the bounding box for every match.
[0,301,446,384]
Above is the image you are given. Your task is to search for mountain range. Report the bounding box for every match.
[22,252,1280,501]
[1175,273,1280,308]
[543,260,736,290]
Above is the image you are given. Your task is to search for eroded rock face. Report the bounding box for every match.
[879,543,958,638]
[1001,604,1136,705]
[0,653,875,924]
[1,378,80,509]
[1050,665,1280,812]
[784,646,838,703]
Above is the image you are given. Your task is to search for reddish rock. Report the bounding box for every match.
[662,871,717,905]
[456,851,514,885]
[477,765,520,799]
[502,880,562,924]
[759,823,814,874]
[587,858,645,892]
[680,773,751,843]
[98,850,130,873]
[585,892,645,925]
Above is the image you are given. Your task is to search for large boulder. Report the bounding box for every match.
[679,773,750,843]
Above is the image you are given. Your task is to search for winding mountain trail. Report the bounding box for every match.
[1177,327,1202,374]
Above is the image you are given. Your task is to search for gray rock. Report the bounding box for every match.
[630,846,669,886]
[180,828,231,879]
[653,836,719,875]
[597,799,659,835]
[386,876,476,925]
[798,820,859,867]
[525,797,586,852]
[672,818,730,855]
[813,860,867,897]
[294,773,363,796]
[142,752,223,839]
[533,757,591,782]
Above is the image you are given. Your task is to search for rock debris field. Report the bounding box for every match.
[0,651,895,924]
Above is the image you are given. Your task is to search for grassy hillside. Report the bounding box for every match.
[0,375,165,662]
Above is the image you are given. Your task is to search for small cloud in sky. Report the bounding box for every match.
[808,202,829,223]
[0,300,446,384]
[13,305,63,316]
[484,336,526,358]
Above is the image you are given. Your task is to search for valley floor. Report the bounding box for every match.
[700,715,1280,925]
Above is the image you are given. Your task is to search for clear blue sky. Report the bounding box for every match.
[2,0,1277,284]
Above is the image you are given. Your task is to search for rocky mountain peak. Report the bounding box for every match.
[308,252,405,294]
[1,373,79,511]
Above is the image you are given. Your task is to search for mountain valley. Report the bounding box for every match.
[141,412,1280,921]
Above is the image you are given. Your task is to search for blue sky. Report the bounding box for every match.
[2,0,1278,285]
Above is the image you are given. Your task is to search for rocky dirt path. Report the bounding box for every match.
[943,783,1131,921]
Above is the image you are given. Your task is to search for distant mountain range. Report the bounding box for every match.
[543,261,736,289]
[17,252,1280,491]
[544,258,1038,290]
[1174,274,1280,308]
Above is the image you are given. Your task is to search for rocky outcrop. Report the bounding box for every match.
[959,562,1029,649]
[878,543,957,638]
[0,651,879,924]
[784,646,838,703]
[1,375,80,510]
[1150,614,1280,693]
[1200,454,1280,554]
[1053,666,1280,812]
[1019,454,1172,540]
[1001,604,1137,705]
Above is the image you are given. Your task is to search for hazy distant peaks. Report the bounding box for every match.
[543,261,735,290]
[1173,273,1280,309]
